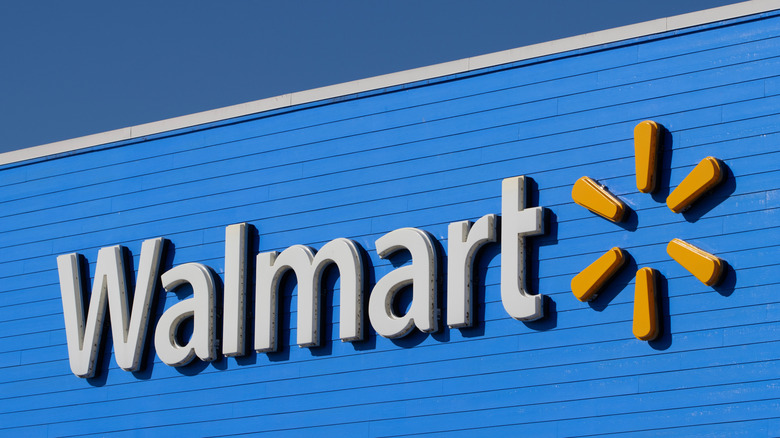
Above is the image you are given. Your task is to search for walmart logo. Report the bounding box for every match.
[56,119,734,378]
[570,121,726,341]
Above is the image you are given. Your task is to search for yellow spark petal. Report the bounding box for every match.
[571,247,626,302]
[634,120,661,193]
[667,238,724,286]
[666,157,723,213]
[572,176,627,222]
[633,267,659,341]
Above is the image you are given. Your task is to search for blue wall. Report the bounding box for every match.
[1,10,779,437]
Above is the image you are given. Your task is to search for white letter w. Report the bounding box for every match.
[56,238,164,378]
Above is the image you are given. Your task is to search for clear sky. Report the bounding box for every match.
[0,0,747,153]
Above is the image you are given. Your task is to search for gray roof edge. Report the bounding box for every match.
[2,0,778,166]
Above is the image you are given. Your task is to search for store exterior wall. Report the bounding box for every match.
[1,3,780,436]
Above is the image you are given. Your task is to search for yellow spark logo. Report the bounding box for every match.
[570,121,726,341]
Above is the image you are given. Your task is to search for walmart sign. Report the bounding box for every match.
[57,121,727,378]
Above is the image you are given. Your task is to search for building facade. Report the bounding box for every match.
[2,2,780,436]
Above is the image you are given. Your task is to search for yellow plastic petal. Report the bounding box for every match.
[634,120,661,193]
[571,247,626,302]
[666,157,723,213]
[667,238,723,286]
[572,176,626,222]
[633,267,659,341]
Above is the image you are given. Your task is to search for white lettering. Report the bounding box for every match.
[447,214,497,328]
[254,238,364,352]
[56,238,164,377]
[500,176,546,321]
[154,263,217,366]
[56,175,549,376]
[223,223,248,357]
[369,228,438,338]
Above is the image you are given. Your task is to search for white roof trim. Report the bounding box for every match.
[3,0,779,166]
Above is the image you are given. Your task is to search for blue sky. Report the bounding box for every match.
[0,0,745,153]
